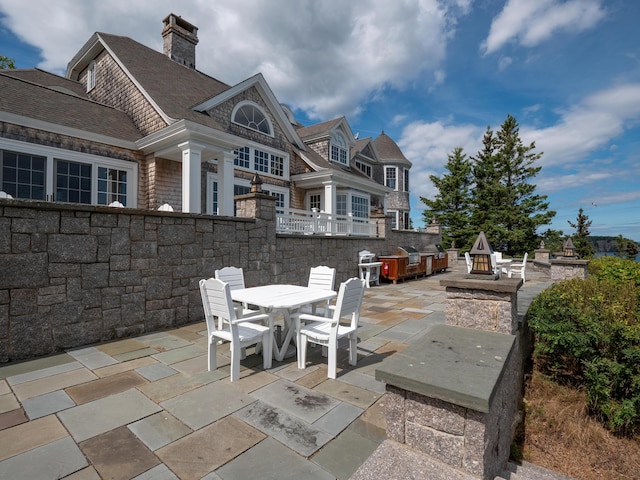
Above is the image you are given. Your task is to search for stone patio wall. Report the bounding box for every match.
[0,195,439,362]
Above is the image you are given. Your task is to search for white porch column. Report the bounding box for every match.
[323,181,336,214]
[218,151,235,216]
[178,141,204,213]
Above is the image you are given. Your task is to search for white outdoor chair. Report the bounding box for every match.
[215,266,261,321]
[301,265,336,316]
[490,253,502,277]
[293,277,365,379]
[464,252,472,273]
[509,252,528,283]
[199,278,272,381]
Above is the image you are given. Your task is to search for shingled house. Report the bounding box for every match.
[0,13,413,232]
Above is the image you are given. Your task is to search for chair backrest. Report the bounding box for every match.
[331,277,365,329]
[518,252,528,267]
[308,266,336,291]
[199,277,236,334]
[464,252,472,273]
[494,251,502,261]
[215,266,246,291]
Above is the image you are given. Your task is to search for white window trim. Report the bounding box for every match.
[232,141,289,181]
[354,159,372,178]
[87,61,96,92]
[306,188,370,218]
[0,138,137,207]
[403,168,409,192]
[330,133,348,166]
[385,166,398,191]
[231,101,275,137]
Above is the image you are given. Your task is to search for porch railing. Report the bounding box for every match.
[275,208,377,237]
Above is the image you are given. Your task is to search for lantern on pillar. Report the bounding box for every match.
[470,231,494,275]
[250,173,263,193]
[563,238,576,257]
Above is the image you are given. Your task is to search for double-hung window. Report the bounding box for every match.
[404,168,409,192]
[385,167,397,190]
[331,133,348,166]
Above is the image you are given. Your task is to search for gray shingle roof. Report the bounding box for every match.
[373,131,412,167]
[97,33,230,128]
[1,68,88,97]
[0,72,142,142]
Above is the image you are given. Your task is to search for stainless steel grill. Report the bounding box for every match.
[397,246,420,265]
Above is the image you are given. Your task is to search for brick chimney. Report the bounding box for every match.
[162,13,199,69]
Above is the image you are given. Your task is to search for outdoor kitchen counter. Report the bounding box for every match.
[378,253,434,283]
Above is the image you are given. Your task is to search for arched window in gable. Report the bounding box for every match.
[331,132,348,165]
[232,102,273,136]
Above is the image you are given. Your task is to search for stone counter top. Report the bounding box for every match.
[375,324,515,413]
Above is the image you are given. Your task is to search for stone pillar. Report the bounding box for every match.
[440,278,523,335]
[550,258,589,282]
[534,247,550,262]
[370,211,388,239]
[446,247,459,266]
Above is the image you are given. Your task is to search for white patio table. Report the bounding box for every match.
[231,284,337,362]
[495,258,512,277]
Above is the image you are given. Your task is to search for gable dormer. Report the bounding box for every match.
[297,116,357,168]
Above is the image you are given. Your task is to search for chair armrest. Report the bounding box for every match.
[231,313,270,325]
[296,313,335,324]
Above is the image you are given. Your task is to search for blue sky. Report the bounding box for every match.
[1,0,639,240]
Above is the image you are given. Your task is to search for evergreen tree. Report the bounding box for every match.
[615,234,639,260]
[471,115,555,255]
[568,208,595,258]
[0,55,15,69]
[421,147,473,249]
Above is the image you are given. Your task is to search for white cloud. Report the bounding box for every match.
[521,83,640,167]
[398,120,483,200]
[0,0,471,120]
[482,0,605,55]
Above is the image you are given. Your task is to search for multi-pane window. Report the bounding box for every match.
[355,160,371,177]
[270,154,283,177]
[331,133,348,165]
[0,142,136,207]
[390,211,397,229]
[231,146,287,179]
[336,194,347,215]
[352,195,369,218]
[254,149,270,173]
[385,167,397,189]
[403,212,410,230]
[98,167,127,206]
[404,168,409,192]
[55,160,92,204]
[1,150,46,200]
[211,179,218,215]
[234,147,250,168]
[309,194,321,211]
[233,103,272,135]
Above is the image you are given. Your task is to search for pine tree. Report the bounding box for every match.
[421,147,474,249]
[471,115,555,256]
[568,208,594,258]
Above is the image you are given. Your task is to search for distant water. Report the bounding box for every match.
[595,252,640,262]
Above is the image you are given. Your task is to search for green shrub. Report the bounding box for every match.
[527,264,640,436]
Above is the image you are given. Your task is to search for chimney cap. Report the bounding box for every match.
[162,13,198,35]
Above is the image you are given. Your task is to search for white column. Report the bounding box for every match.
[178,141,204,213]
[218,151,235,216]
[323,181,336,214]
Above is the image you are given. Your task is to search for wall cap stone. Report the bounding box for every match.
[375,324,515,413]
[440,277,522,293]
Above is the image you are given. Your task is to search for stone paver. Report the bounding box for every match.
[0,266,566,479]
[58,388,161,442]
[156,416,265,480]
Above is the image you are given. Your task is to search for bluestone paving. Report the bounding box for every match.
[128,411,192,451]
[0,265,568,479]
[79,426,160,480]
[66,346,118,369]
[21,389,75,419]
[0,436,88,480]
[135,362,179,381]
[216,437,334,480]
[234,400,334,456]
[58,388,162,442]
[160,381,254,430]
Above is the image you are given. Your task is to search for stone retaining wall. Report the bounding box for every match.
[0,196,440,362]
